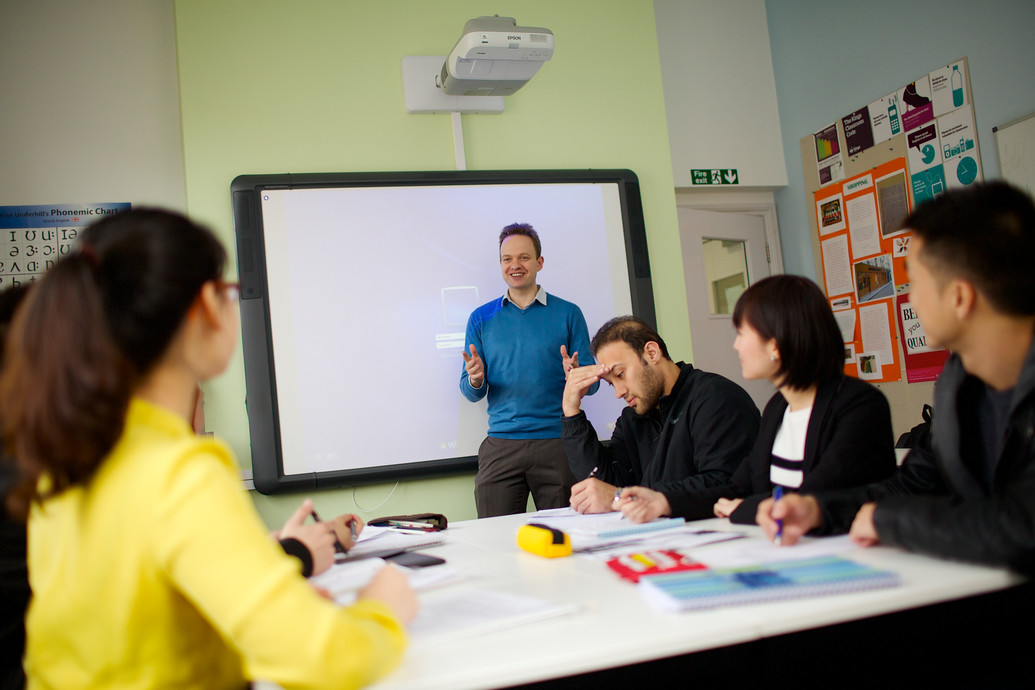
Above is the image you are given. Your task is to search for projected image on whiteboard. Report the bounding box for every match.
[260,183,632,475]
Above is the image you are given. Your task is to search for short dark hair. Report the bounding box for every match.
[906,181,1035,316]
[732,275,843,389]
[499,223,541,258]
[590,316,670,361]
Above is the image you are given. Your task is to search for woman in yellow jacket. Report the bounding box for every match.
[1,209,416,689]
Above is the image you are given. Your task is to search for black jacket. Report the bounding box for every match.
[817,334,1035,575]
[667,376,897,522]
[562,362,760,504]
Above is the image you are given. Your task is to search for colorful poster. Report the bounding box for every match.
[814,123,845,186]
[815,159,909,383]
[0,203,130,288]
[854,253,894,303]
[938,107,981,189]
[842,107,874,156]
[909,165,947,205]
[898,76,934,131]
[896,292,949,382]
[930,60,968,116]
[868,94,900,145]
[816,192,846,236]
[905,123,946,204]
[906,123,942,173]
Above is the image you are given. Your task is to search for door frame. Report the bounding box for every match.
[674,189,785,275]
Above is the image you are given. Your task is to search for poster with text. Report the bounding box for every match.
[896,292,949,382]
[938,107,982,189]
[897,76,934,132]
[0,203,130,288]
[815,159,911,382]
[868,93,901,145]
[930,60,968,117]
[842,107,874,156]
[814,123,845,185]
[905,123,946,204]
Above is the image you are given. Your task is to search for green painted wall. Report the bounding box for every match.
[174,0,686,528]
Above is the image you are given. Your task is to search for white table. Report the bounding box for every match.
[369,514,1024,690]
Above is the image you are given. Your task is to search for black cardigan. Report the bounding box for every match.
[665,375,897,523]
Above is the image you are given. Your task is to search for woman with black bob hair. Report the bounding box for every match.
[619,274,896,524]
[1,209,414,689]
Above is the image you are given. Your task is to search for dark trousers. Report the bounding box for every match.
[474,437,575,518]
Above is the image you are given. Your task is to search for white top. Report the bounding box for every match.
[770,404,812,488]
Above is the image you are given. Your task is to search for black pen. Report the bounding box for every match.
[311,509,348,554]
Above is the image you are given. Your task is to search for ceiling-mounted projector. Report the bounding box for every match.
[439,16,554,96]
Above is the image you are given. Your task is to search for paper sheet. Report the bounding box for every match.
[833,308,857,343]
[846,193,881,258]
[859,302,895,365]
[407,589,577,645]
[309,559,462,606]
[690,535,857,568]
[821,234,854,296]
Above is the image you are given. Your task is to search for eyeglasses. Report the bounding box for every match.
[216,280,241,302]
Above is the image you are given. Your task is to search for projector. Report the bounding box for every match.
[439,16,554,96]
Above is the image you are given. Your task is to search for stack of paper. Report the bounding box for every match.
[525,509,686,550]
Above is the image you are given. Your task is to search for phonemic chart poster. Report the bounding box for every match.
[0,203,130,288]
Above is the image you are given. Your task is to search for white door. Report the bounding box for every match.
[678,207,774,411]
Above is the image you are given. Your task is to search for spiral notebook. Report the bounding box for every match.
[638,555,901,612]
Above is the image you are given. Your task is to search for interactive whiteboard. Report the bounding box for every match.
[231,170,654,494]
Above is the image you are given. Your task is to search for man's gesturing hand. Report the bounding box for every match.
[560,345,580,379]
[462,344,485,388]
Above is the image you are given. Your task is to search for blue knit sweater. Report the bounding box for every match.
[460,290,597,438]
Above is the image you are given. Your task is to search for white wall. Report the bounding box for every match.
[654,0,787,188]
[0,0,185,209]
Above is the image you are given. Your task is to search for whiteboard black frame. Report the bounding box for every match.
[230,169,654,494]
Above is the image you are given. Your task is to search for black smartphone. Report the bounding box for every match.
[385,551,446,568]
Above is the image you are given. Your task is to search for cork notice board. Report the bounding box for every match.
[800,58,979,428]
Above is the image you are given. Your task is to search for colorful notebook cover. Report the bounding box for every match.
[606,550,707,583]
[638,555,901,612]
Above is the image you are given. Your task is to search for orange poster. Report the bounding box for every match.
[815,158,913,383]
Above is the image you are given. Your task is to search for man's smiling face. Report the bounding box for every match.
[500,234,543,293]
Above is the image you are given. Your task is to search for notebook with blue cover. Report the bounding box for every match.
[638,555,901,612]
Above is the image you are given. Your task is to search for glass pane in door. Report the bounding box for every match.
[701,238,749,315]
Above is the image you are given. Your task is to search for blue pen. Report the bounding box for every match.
[773,486,784,545]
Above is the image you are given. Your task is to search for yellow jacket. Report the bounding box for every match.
[26,398,406,689]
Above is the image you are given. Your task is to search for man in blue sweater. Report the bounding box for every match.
[460,223,598,517]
